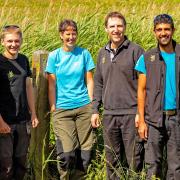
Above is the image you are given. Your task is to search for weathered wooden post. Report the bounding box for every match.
[29,50,50,180]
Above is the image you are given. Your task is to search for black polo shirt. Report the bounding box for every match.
[0,53,31,124]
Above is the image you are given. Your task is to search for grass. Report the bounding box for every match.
[0,0,180,179]
[0,0,180,59]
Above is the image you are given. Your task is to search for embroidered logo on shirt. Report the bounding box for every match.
[7,71,14,79]
[150,55,155,62]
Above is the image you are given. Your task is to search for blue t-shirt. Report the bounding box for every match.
[135,52,176,110]
[45,46,95,109]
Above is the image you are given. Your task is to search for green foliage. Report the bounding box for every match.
[0,0,180,179]
[1,0,179,60]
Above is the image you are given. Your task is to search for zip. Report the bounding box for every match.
[160,54,166,113]
[175,55,180,109]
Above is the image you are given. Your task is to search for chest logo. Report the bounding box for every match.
[102,57,106,64]
[7,71,14,79]
[150,55,156,62]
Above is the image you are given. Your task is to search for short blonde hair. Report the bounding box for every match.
[1,25,22,40]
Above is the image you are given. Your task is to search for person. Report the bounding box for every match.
[135,14,180,179]
[0,25,39,180]
[45,19,95,180]
[91,11,144,179]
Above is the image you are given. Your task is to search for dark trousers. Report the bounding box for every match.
[0,122,30,180]
[102,114,144,180]
[145,115,180,180]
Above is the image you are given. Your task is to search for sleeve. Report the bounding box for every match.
[45,52,56,74]
[26,58,32,77]
[84,49,95,72]
[92,50,103,114]
[134,54,146,74]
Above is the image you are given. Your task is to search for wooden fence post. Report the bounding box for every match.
[29,50,50,180]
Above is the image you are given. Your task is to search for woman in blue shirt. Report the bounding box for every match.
[45,19,95,180]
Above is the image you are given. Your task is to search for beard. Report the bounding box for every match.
[158,37,172,47]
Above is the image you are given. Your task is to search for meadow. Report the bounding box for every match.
[0,0,180,179]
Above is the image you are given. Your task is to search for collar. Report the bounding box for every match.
[105,36,130,52]
[155,39,177,53]
[154,40,180,61]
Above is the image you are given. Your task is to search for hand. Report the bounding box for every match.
[50,105,56,113]
[91,114,100,128]
[135,114,139,128]
[138,120,148,140]
[31,114,39,128]
[0,118,11,133]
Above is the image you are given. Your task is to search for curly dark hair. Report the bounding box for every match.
[154,14,174,29]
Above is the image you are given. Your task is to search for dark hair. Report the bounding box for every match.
[105,11,126,27]
[58,19,78,33]
[154,14,174,29]
[1,25,22,40]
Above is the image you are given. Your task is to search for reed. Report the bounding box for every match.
[0,0,179,179]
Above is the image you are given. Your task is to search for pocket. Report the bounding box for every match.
[52,109,61,119]
[52,108,66,116]
[144,140,152,164]
[84,103,93,113]
[26,121,32,135]
[135,129,144,143]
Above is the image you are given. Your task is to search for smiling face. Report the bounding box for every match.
[154,23,175,49]
[105,17,126,49]
[1,33,22,59]
[60,26,77,52]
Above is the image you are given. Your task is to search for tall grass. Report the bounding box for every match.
[0,0,180,179]
[0,0,179,59]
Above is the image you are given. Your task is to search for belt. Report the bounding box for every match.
[163,109,177,116]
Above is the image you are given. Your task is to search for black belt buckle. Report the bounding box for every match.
[163,109,176,116]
